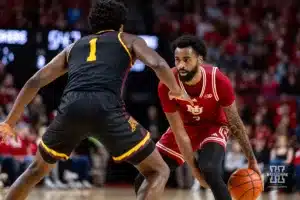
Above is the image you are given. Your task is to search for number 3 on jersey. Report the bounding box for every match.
[87,38,97,62]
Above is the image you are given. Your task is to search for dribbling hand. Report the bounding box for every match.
[0,122,15,143]
[248,160,264,191]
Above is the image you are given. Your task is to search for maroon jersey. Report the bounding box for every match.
[158,64,235,126]
[157,64,235,165]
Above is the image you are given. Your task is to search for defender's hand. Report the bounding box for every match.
[169,90,194,105]
[0,122,15,143]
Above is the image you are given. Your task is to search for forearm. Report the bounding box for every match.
[5,80,40,126]
[173,132,196,168]
[153,61,181,94]
[229,123,256,162]
[224,103,256,162]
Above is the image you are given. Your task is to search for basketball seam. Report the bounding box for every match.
[248,170,255,200]
[234,170,257,200]
[229,169,262,199]
[237,187,253,200]
[228,179,261,189]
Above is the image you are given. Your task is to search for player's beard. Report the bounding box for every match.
[178,64,199,82]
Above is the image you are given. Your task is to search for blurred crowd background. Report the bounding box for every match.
[0,0,300,194]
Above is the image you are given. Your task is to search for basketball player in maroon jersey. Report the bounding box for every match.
[135,35,261,200]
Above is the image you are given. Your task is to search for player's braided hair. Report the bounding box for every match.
[172,35,207,59]
[88,0,127,33]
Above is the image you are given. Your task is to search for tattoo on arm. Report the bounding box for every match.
[223,102,256,162]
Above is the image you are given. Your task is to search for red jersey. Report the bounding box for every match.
[158,64,235,126]
[8,136,30,157]
[157,64,234,164]
[294,149,300,165]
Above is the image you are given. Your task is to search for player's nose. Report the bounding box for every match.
[177,62,185,70]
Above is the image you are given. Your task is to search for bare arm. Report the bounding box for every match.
[165,111,209,187]
[5,47,69,126]
[131,36,182,95]
[223,101,256,163]
[165,111,195,168]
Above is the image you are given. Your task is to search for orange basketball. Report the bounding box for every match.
[228,168,263,200]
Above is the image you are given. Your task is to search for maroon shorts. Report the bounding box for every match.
[156,124,229,165]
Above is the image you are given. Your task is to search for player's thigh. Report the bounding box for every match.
[196,142,225,171]
[91,112,156,165]
[160,153,180,171]
[39,113,87,164]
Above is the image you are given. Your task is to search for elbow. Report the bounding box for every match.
[26,77,42,89]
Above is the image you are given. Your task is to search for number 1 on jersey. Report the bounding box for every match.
[87,38,97,62]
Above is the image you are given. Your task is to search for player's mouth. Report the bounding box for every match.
[179,70,188,76]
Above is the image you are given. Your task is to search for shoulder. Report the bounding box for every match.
[120,32,140,48]
[201,63,215,73]
[65,42,78,63]
[121,32,138,40]
[211,66,230,84]
[66,36,89,57]
[201,63,221,79]
[201,64,225,78]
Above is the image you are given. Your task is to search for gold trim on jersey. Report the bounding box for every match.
[118,32,133,66]
[96,29,115,34]
[112,131,150,161]
[40,140,69,160]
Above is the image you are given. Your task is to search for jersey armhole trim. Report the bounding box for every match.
[118,32,133,66]
[66,41,79,63]
[212,67,219,101]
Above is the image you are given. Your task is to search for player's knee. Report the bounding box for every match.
[145,162,170,181]
[158,162,170,180]
[163,166,171,181]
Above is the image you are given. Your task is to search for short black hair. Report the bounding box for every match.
[88,0,127,33]
[172,35,207,58]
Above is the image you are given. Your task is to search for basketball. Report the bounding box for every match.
[228,169,263,200]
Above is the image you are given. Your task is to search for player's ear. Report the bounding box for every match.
[198,56,203,63]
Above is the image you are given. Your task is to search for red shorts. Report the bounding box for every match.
[156,124,229,165]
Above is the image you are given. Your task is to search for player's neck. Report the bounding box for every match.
[184,67,202,86]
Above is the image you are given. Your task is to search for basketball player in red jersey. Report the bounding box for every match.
[135,35,261,200]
